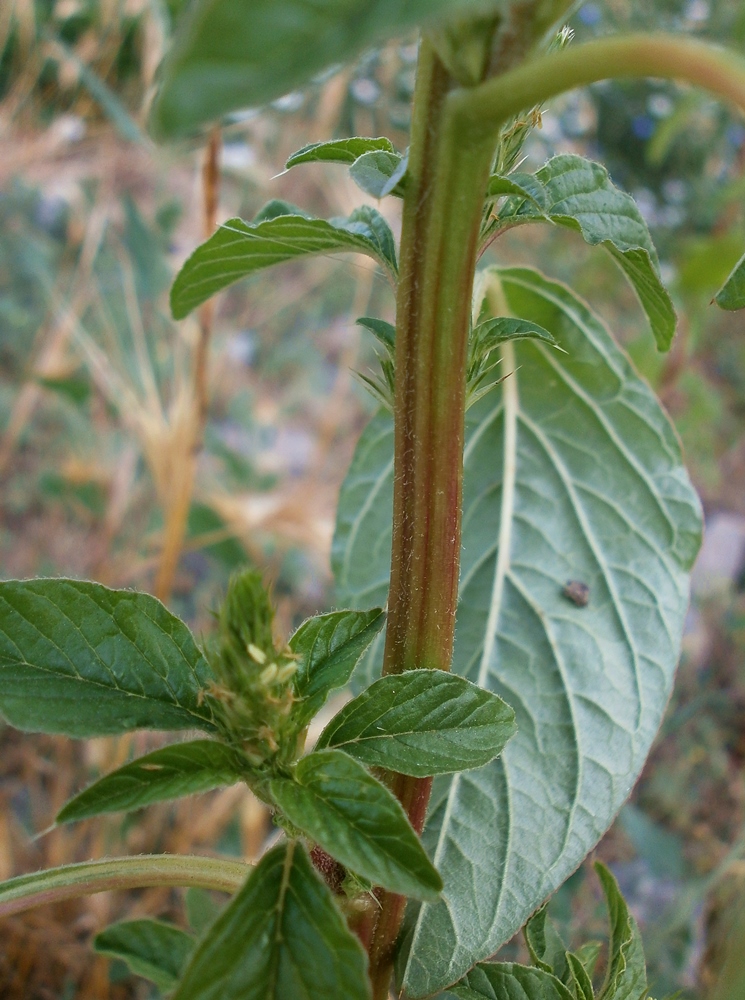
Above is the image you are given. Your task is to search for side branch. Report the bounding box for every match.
[449,33,745,141]
[0,854,249,918]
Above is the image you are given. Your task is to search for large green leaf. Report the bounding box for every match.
[715,248,745,310]
[94,919,195,992]
[151,0,507,137]
[494,155,676,350]
[316,669,516,776]
[0,580,216,738]
[269,749,442,900]
[57,740,249,824]
[332,267,701,996]
[171,208,397,319]
[290,607,386,729]
[172,841,370,1000]
[451,963,576,1000]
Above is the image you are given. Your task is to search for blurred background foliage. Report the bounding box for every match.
[1,1,745,997]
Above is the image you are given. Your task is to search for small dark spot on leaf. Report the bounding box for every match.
[562,580,589,607]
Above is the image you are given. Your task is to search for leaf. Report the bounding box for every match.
[452,963,576,1000]
[566,952,595,1000]
[151,0,511,138]
[495,155,676,351]
[290,607,386,729]
[332,267,701,997]
[357,316,396,352]
[714,248,745,309]
[316,669,516,776]
[595,862,647,1000]
[0,855,249,919]
[94,919,195,992]
[287,136,395,168]
[350,150,407,198]
[172,841,370,1000]
[486,172,549,209]
[269,749,442,900]
[0,580,217,738]
[525,906,570,981]
[171,208,398,319]
[472,316,559,349]
[57,740,249,824]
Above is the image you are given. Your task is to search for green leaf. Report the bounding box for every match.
[0,855,249,919]
[714,248,745,310]
[595,862,647,1000]
[566,952,595,1000]
[269,749,442,900]
[94,919,195,992]
[172,841,370,1000]
[452,963,576,1000]
[316,669,516,776]
[486,171,549,209]
[525,906,570,981]
[57,740,249,824]
[472,316,559,349]
[333,267,701,997]
[350,150,407,199]
[171,208,398,319]
[0,580,217,738]
[357,316,396,352]
[287,136,395,168]
[496,155,676,351]
[152,0,510,138]
[290,607,386,728]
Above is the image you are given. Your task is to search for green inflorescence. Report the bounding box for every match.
[206,569,299,768]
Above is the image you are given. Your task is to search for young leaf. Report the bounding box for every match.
[0,580,217,738]
[57,740,249,824]
[316,669,516,776]
[451,963,576,1000]
[172,841,370,1000]
[486,172,549,209]
[269,749,442,901]
[595,862,647,1000]
[151,0,509,137]
[525,905,570,981]
[287,136,395,168]
[714,248,745,309]
[495,154,676,351]
[94,919,195,992]
[350,150,407,198]
[171,207,397,320]
[334,267,701,996]
[0,855,249,919]
[566,952,595,1000]
[290,607,385,728]
[472,317,559,349]
[357,316,396,352]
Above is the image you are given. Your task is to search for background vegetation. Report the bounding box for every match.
[1,1,745,997]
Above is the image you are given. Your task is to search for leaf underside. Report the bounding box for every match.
[0,580,216,738]
[152,0,511,137]
[332,267,701,997]
[94,919,195,992]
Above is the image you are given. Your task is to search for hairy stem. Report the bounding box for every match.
[367,38,497,999]
[0,854,249,919]
[450,33,745,139]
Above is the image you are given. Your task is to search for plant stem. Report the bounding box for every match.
[366,38,497,999]
[0,854,249,919]
[450,33,745,139]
